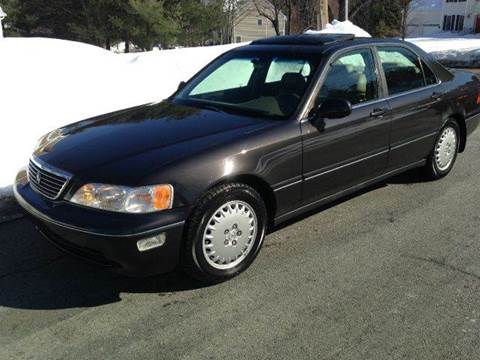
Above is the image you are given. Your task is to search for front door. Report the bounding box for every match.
[301,48,391,203]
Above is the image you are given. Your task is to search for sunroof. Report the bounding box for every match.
[251,34,356,46]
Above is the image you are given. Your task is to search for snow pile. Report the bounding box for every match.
[0,38,240,188]
[306,20,372,38]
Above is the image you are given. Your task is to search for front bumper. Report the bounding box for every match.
[14,168,188,276]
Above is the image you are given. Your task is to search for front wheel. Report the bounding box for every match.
[182,183,267,283]
[425,120,460,180]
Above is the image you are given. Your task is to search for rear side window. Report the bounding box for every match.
[378,47,426,95]
[318,48,379,105]
[421,60,438,86]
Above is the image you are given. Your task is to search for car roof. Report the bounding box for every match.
[245,34,407,53]
[251,34,357,46]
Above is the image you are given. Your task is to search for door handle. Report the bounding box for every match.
[431,92,443,101]
[370,108,387,118]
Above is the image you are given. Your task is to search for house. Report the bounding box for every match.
[408,0,480,36]
[441,0,480,33]
[232,0,287,43]
[407,0,443,36]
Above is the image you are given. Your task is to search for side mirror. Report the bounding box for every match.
[177,81,187,91]
[310,98,352,126]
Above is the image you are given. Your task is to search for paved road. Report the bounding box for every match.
[1,131,480,360]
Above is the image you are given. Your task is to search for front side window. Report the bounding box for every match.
[318,48,379,105]
[378,46,426,95]
[175,53,320,119]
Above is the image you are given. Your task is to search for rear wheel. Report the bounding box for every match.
[425,120,460,180]
[182,183,267,283]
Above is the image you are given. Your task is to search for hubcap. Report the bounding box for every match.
[202,201,258,270]
[435,127,458,171]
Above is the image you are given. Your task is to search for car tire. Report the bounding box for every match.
[181,183,267,283]
[424,119,460,180]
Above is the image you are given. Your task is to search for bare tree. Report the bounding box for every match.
[350,0,373,19]
[252,0,283,35]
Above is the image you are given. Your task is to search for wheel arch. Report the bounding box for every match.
[449,113,467,153]
[202,174,277,228]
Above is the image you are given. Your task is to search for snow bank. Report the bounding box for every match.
[407,34,480,67]
[0,38,240,188]
[306,20,372,38]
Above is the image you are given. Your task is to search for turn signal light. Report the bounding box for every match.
[153,185,173,211]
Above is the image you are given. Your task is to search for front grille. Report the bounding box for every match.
[28,158,71,200]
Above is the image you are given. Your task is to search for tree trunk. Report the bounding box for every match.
[320,0,329,29]
[289,2,303,34]
[105,38,111,51]
[273,19,280,36]
[125,38,130,53]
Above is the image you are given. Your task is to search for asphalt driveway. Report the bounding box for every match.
[1,131,480,359]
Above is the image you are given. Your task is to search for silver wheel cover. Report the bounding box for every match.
[202,201,258,270]
[435,126,458,172]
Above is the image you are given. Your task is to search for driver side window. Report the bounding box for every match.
[318,49,379,106]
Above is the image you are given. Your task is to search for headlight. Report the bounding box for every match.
[70,184,174,213]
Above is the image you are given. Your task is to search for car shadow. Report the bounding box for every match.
[0,218,210,310]
[0,168,428,311]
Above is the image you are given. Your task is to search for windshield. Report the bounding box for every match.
[173,52,321,120]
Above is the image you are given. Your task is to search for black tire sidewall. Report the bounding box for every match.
[190,186,267,280]
[430,120,460,178]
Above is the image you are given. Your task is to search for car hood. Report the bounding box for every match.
[35,101,274,185]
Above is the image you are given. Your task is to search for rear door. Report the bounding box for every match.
[301,47,391,203]
[376,46,443,169]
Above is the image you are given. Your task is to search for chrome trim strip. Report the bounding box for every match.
[31,156,72,179]
[304,149,389,182]
[275,159,427,224]
[391,132,437,151]
[384,82,442,101]
[13,184,185,238]
[273,179,303,192]
[465,112,480,122]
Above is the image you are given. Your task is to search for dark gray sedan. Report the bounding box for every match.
[14,34,480,282]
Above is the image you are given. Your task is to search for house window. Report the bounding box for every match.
[235,36,242,43]
[443,14,464,31]
[456,15,464,31]
[257,19,263,26]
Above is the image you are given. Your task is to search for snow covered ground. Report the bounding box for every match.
[1,21,480,194]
